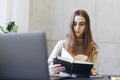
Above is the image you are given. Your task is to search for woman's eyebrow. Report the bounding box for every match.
[73,21,85,24]
[73,21,76,23]
[79,22,85,23]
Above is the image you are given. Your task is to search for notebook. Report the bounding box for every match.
[0,31,50,80]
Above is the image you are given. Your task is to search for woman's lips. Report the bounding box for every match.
[75,31,80,34]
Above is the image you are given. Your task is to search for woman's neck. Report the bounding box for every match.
[76,38,84,45]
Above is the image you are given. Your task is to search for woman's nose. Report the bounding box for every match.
[76,24,80,30]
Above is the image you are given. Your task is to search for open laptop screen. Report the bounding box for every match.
[0,31,50,80]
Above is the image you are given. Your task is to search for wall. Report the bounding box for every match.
[29,0,120,75]
[0,0,29,32]
[0,0,7,27]
[29,0,96,55]
[96,0,120,75]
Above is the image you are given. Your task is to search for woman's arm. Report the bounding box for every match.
[91,43,98,76]
[48,40,65,63]
[48,40,66,76]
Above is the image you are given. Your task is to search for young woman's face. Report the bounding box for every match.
[73,15,86,38]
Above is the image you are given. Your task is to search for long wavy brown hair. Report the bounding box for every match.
[66,9,95,58]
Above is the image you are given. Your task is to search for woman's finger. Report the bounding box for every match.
[52,66,65,74]
[49,63,62,69]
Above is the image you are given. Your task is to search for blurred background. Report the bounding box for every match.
[0,0,120,75]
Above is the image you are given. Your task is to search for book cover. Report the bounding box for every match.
[53,48,93,76]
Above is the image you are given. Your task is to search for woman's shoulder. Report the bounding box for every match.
[56,39,66,48]
[92,42,98,54]
[91,41,98,51]
[91,42,98,47]
[57,39,66,44]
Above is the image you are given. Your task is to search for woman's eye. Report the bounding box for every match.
[73,23,77,25]
[79,23,85,26]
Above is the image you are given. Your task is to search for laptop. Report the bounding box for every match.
[0,31,50,80]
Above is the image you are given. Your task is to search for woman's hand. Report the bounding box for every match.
[49,63,66,76]
[91,69,98,76]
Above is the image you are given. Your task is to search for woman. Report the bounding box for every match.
[48,9,98,76]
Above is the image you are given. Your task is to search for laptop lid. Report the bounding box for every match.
[0,31,50,80]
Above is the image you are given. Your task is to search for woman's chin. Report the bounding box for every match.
[76,35,82,38]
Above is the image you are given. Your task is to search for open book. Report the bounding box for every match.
[53,48,93,77]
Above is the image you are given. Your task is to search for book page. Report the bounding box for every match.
[61,48,88,62]
[61,48,74,61]
[74,54,88,62]
[73,60,93,64]
[57,56,73,63]
[73,54,93,64]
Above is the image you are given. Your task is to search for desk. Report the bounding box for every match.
[50,75,120,80]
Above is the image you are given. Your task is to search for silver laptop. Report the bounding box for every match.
[0,31,50,80]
